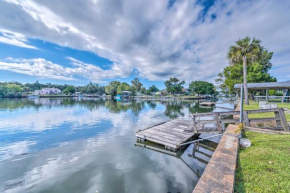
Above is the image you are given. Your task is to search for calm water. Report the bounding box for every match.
[0,98,234,193]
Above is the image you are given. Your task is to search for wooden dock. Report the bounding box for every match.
[136,108,289,151]
[135,118,199,151]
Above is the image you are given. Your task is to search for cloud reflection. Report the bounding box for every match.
[0,98,219,193]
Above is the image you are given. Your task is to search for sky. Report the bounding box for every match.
[0,0,289,89]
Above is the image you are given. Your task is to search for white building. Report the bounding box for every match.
[34,87,62,95]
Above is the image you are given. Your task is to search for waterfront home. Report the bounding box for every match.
[34,87,62,95]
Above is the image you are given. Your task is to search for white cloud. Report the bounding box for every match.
[0,29,36,49]
[0,0,289,82]
[0,57,127,81]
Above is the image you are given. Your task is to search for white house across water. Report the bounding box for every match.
[34,87,62,95]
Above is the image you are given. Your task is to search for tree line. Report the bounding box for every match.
[0,81,105,98]
[0,77,216,98]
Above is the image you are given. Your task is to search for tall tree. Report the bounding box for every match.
[117,82,130,94]
[219,43,276,95]
[63,85,76,95]
[189,81,215,96]
[215,72,227,94]
[140,87,146,94]
[148,85,159,93]
[131,78,143,92]
[164,77,185,94]
[227,37,262,104]
[105,81,121,96]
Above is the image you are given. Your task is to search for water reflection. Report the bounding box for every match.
[0,98,232,193]
[135,138,218,177]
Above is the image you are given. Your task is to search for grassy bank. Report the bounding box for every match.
[243,101,290,121]
[235,131,290,192]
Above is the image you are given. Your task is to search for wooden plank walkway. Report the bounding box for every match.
[135,118,199,151]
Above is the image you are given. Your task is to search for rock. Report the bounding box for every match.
[239,138,251,148]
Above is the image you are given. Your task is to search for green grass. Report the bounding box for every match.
[243,101,290,121]
[235,131,290,192]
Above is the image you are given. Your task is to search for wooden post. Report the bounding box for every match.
[278,108,289,131]
[243,111,250,127]
[266,88,269,102]
[215,113,221,133]
[192,142,198,156]
[274,111,282,127]
[192,115,197,133]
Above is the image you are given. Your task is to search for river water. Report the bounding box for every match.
[0,98,234,193]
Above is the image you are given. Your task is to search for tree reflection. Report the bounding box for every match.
[188,101,214,114]
[0,98,40,111]
[105,100,145,116]
[163,101,185,119]
[0,98,216,118]
[146,100,157,109]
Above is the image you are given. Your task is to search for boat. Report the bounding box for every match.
[115,94,122,100]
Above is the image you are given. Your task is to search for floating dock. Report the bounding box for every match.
[135,118,199,151]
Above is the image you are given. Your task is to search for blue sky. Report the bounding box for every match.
[0,38,165,88]
[0,0,289,89]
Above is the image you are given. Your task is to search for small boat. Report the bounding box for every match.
[115,94,122,100]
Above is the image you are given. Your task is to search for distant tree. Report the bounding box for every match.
[63,86,76,95]
[82,82,105,94]
[0,83,23,97]
[128,86,137,96]
[189,81,215,96]
[131,78,143,92]
[6,84,23,93]
[117,82,130,94]
[146,90,151,95]
[164,77,185,94]
[148,85,159,93]
[227,37,263,104]
[215,72,227,94]
[105,81,121,96]
[140,87,146,94]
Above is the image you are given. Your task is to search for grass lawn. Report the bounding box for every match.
[235,131,290,192]
[243,101,290,121]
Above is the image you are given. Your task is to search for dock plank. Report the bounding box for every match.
[135,118,198,150]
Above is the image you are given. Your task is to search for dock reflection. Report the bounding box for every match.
[135,138,218,178]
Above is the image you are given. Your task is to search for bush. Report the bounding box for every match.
[268,89,276,96]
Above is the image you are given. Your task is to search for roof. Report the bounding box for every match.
[234,81,290,90]
[121,91,132,93]
[43,88,61,91]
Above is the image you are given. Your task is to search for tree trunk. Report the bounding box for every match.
[243,56,249,105]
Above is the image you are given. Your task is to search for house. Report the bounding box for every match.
[182,88,190,94]
[34,87,62,95]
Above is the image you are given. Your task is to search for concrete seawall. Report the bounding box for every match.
[193,124,240,193]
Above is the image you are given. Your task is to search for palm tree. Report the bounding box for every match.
[227,37,262,105]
